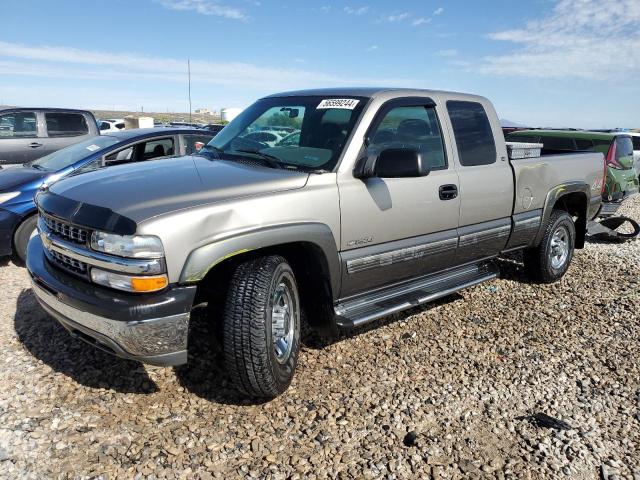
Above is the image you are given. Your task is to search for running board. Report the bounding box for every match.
[335,262,499,329]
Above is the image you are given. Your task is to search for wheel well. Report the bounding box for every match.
[194,242,337,335]
[552,192,587,248]
[12,211,38,248]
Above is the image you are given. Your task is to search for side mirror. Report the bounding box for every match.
[374,148,429,178]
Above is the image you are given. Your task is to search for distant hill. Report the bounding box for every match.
[0,105,220,124]
[500,118,528,128]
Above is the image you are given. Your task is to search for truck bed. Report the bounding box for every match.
[510,151,604,216]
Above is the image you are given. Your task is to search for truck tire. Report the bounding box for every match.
[13,215,38,264]
[523,210,575,283]
[223,255,301,398]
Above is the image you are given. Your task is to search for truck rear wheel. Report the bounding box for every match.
[524,210,575,283]
[222,255,301,398]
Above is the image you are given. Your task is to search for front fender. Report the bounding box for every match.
[179,222,341,298]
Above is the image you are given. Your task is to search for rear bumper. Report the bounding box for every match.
[27,235,197,366]
[0,208,21,256]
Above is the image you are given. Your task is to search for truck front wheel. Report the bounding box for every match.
[223,255,301,398]
[523,210,575,283]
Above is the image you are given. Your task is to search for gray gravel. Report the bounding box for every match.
[1,198,639,479]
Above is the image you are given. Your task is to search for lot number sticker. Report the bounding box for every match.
[317,99,360,110]
[86,144,100,152]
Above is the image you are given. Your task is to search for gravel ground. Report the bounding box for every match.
[1,198,639,480]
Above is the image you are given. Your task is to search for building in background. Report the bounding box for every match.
[221,107,243,122]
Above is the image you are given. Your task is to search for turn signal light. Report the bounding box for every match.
[131,275,169,292]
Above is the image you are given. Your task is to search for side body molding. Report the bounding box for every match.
[179,222,342,298]
[533,182,590,247]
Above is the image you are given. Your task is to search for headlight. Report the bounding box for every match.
[91,268,168,293]
[0,192,20,204]
[90,231,164,258]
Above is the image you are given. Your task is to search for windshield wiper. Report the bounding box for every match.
[30,163,45,170]
[232,149,284,169]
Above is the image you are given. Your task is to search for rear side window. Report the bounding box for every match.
[368,105,447,169]
[615,136,633,160]
[574,138,594,150]
[447,101,496,166]
[0,111,37,138]
[539,136,575,150]
[183,134,213,155]
[632,136,640,150]
[45,113,89,137]
[505,134,539,143]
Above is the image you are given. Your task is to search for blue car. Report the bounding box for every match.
[0,127,214,261]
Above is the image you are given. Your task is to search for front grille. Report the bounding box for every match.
[49,249,88,274]
[43,215,89,244]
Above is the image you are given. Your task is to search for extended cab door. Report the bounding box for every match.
[444,99,514,265]
[338,97,461,298]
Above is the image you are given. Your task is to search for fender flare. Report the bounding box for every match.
[533,182,590,247]
[179,222,342,298]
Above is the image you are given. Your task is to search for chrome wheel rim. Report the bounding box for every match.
[270,272,297,364]
[550,226,569,269]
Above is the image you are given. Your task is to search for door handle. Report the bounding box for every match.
[29,142,43,148]
[439,184,458,200]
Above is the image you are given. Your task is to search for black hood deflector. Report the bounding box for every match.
[36,190,137,235]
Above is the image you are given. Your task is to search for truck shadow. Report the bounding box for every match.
[173,304,271,405]
[13,289,159,394]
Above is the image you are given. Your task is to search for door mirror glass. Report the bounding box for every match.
[374,148,429,178]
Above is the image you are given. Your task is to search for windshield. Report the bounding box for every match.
[203,96,367,171]
[30,136,120,171]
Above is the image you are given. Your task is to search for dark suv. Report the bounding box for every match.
[0,108,99,165]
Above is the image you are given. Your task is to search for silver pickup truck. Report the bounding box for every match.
[26,88,604,399]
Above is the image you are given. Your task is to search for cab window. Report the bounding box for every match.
[368,105,447,169]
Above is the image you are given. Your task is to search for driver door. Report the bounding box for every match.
[338,98,460,298]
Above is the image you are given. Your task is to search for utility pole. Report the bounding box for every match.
[188,59,192,123]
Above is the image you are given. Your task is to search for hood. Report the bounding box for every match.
[0,165,48,191]
[48,156,309,223]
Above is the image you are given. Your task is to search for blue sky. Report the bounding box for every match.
[0,0,638,128]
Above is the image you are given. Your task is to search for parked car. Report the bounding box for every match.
[625,131,640,182]
[200,124,225,135]
[0,128,213,261]
[97,118,125,133]
[27,88,603,399]
[506,129,639,216]
[0,108,99,165]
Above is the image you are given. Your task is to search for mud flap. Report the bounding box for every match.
[587,216,640,243]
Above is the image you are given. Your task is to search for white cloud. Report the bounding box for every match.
[0,41,414,93]
[381,12,410,22]
[411,17,431,27]
[344,5,369,15]
[433,7,444,15]
[156,0,248,21]
[435,49,458,57]
[366,45,379,52]
[479,0,640,79]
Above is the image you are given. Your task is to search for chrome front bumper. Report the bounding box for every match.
[31,279,190,366]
